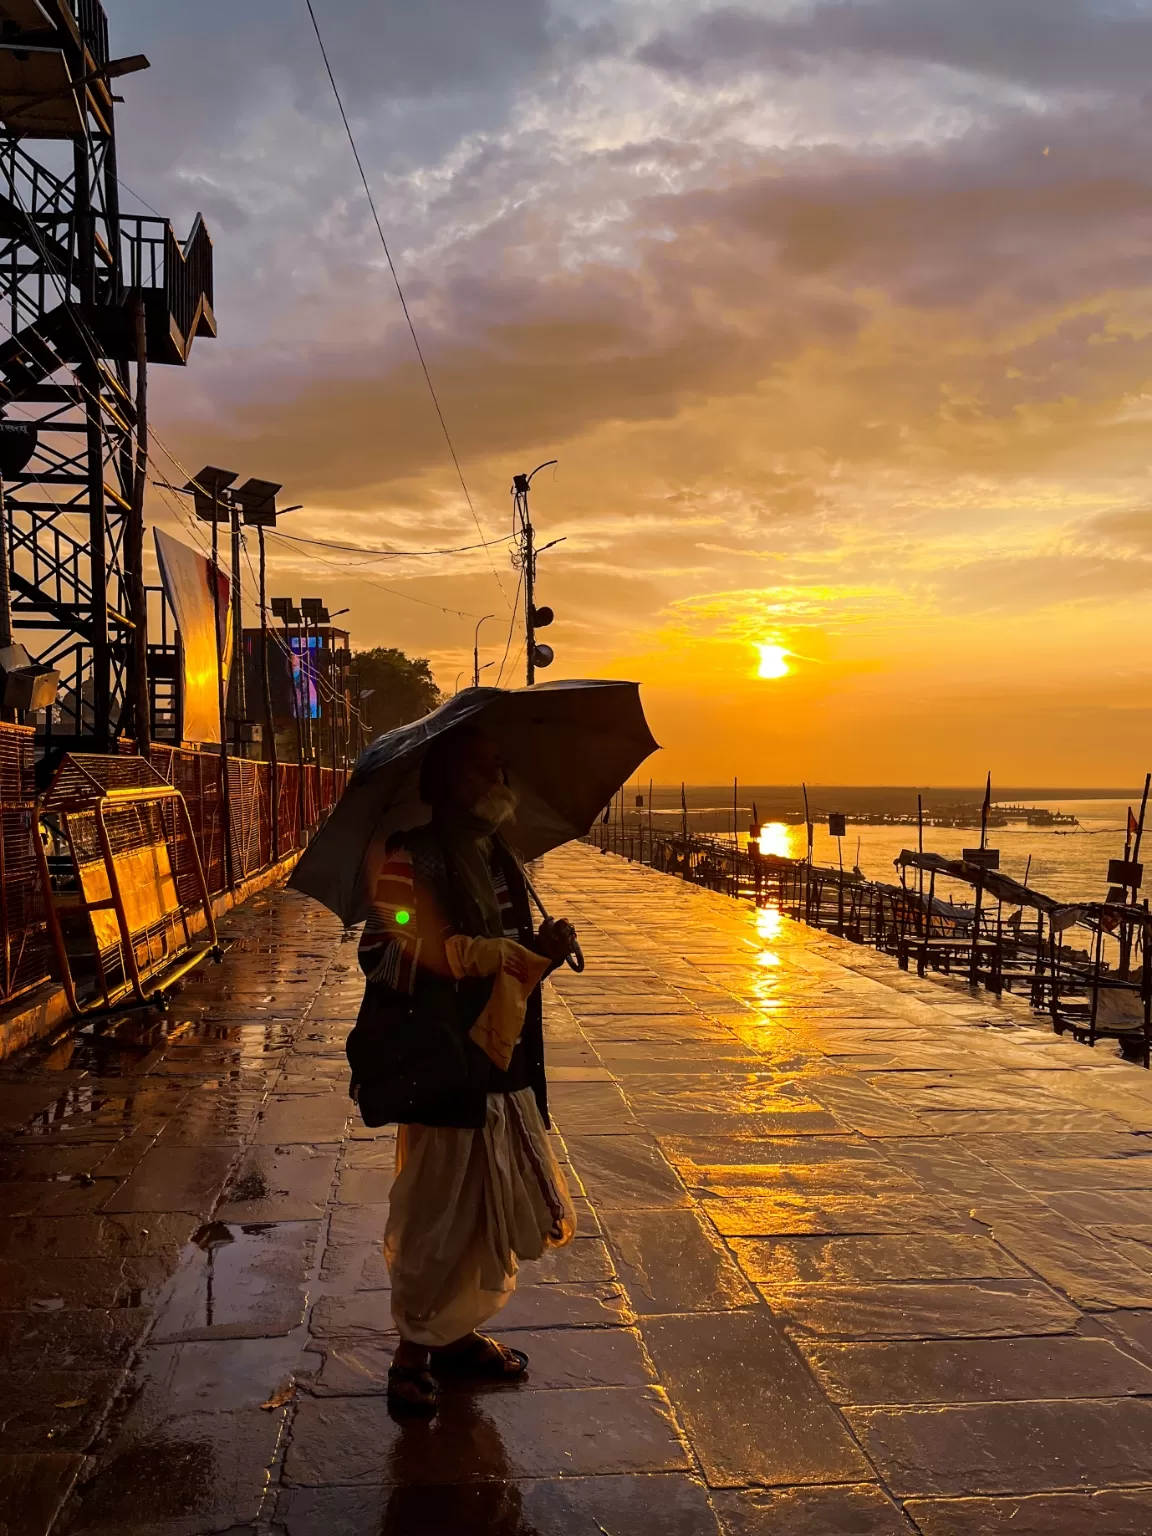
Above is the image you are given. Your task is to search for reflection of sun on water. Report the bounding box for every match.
[754,892,786,971]
[758,821,793,858]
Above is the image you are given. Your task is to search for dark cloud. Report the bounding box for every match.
[107,0,554,194]
[639,1,1152,95]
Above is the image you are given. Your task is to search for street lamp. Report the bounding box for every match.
[473,613,495,689]
[233,478,282,857]
[186,464,238,887]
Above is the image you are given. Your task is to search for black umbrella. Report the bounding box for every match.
[289,678,658,926]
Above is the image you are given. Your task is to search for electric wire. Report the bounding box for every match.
[270,527,513,558]
[265,527,483,620]
[495,568,524,688]
[302,0,508,605]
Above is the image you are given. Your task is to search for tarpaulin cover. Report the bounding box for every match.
[896,850,1062,915]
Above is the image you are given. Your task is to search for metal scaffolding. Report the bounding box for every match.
[0,0,214,752]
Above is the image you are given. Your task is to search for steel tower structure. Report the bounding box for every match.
[0,0,214,751]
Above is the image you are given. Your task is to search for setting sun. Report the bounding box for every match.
[756,644,791,680]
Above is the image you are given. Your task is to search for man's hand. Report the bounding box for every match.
[535,917,577,963]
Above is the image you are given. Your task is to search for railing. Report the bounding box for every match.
[0,723,53,1004]
[118,214,215,360]
[73,0,110,66]
[0,727,347,1010]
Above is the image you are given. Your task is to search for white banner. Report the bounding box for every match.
[154,528,231,744]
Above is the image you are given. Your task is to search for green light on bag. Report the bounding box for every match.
[394,909,411,926]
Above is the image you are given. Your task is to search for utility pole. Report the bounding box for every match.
[229,500,246,754]
[259,523,277,856]
[512,462,558,686]
[272,599,307,837]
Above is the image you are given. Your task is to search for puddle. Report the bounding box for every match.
[150,1221,320,1342]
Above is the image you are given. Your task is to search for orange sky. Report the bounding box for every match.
[116,0,1152,783]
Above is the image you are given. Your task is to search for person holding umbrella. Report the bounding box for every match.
[292,679,657,1415]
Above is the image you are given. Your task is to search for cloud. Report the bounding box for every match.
[85,0,1152,778]
[639,1,1152,95]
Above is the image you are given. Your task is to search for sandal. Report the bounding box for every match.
[386,1363,440,1415]
[430,1334,529,1380]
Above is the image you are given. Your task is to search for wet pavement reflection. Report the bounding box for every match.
[6,851,1152,1531]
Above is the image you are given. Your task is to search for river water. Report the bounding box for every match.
[642,796,1137,905]
[751,801,1130,904]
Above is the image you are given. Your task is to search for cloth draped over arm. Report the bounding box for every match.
[444,934,550,1070]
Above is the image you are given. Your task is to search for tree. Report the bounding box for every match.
[353,647,441,739]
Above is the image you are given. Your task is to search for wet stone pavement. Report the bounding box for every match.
[5,846,1152,1533]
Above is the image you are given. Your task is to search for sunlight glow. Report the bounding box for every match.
[756,905,785,941]
[756,643,791,679]
[758,821,794,858]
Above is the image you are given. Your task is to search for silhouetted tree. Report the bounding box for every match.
[354,647,441,738]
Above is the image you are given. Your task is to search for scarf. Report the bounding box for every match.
[434,806,506,938]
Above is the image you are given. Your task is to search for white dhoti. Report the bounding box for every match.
[384,1087,576,1347]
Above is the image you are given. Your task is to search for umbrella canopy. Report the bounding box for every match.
[289,678,659,925]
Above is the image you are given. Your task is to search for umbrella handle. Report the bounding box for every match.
[522,868,586,973]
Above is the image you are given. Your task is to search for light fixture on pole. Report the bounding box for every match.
[473,613,495,689]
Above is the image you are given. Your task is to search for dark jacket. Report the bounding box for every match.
[345,823,549,1129]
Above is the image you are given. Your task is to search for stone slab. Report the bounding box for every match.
[563,1134,691,1210]
[0,1451,83,1536]
[730,1233,1023,1284]
[800,1336,1152,1405]
[640,1310,871,1488]
[905,1490,1152,1535]
[284,1387,690,1485]
[848,1398,1152,1496]
[760,1280,1081,1339]
[602,1208,758,1313]
[214,1143,340,1222]
[276,1473,721,1536]
[712,1483,910,1535]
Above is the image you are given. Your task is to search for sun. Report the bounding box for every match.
[756,643,791,680]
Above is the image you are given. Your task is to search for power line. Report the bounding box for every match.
[270,527,513,558]
[302,0,508,605]
[265,528,483,619]
[495,568,524,688]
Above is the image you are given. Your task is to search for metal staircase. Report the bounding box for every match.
[0,0,215,751]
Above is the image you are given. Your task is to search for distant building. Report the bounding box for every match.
[241,623,351,737]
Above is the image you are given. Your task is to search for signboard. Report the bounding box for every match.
[963,848,1000,869]
[1107,859,1143,889]
[153,529,231,744]
[828,813,847,838]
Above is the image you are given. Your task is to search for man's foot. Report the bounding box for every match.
[430,1332,529,1379]
[387,1341,439,1414]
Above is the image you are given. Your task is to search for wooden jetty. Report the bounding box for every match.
[584,816,1152,1069]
